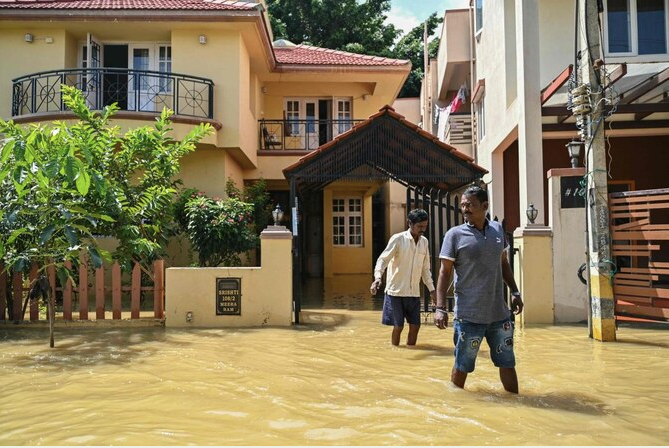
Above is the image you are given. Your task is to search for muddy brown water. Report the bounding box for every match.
[0,276,668,445]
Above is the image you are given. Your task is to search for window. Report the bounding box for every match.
[332,196,363,247]
[475,0,484,35]
[605,0,667,55]
[158,45,172,93]
[476,96,486,142]
[286,100,300,135]
[336,99,352,134]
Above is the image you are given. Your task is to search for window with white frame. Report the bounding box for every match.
[336,99,352,134]
[476,96,486,142]
[286,100,300,135]
[332,196,363,247]
[605,0,667,55]
[475,0,484,35]
[158,45,172,92]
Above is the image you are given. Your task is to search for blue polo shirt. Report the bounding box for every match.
[439,219,510,324]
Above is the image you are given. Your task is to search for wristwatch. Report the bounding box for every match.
[511,291,521,297]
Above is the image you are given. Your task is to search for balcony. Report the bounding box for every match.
[12,68,214,119]
[444,113,472,149]
[259,118,363,151]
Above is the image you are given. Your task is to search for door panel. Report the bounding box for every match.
[128,45,154,111]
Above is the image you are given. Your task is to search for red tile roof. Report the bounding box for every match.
[0,0,258,10]
[274,44,409,67]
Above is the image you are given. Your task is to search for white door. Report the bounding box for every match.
[83,33,102,109]
[128,45,154,111]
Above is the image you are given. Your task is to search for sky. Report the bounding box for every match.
[386,0,469,36]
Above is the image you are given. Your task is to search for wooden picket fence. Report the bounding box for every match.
[0,257,164,322]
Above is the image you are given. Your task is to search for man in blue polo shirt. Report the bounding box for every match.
[371,208,436,346]
[434,186,524,393]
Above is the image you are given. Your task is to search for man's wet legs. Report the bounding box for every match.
[499,367,519,393]
[407,323,420,346]
[451,366,467,388]
[391,326,403,346]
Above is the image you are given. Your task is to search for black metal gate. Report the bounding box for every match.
[406,186,464,312]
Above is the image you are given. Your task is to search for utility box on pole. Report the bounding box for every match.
[576,0,616,341]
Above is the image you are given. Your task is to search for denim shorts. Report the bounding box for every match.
[382,295,422,327]
[453,316,516,373]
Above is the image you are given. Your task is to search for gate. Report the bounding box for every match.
[406,186,464,312]
[609,188,669,322]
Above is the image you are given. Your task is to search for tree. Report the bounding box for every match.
[266,0,400,56]
[266,1,442,98]
[392,13,442,98]
[225,178,271,237]
[0,85,213,346]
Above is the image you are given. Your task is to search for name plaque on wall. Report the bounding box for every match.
[216,278,241,315]
[560,176,586,209]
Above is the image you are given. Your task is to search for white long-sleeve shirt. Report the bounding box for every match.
[374,230,435,297]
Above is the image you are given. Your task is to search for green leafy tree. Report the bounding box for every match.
[0,85,213,345]
[103,107,214,270]
[0,87,119,345]
[225,178,271,236]
[266,1,441,98]
[266,0,400,56]
[392,13,442,98]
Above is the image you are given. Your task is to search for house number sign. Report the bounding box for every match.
[216,278,241,315]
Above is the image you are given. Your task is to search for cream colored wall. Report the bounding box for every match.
[172,29,241,149]
[538,0,575,87]
[165,227,293,327]
[179,146,228,198]
[0,29,68,117]
[386,182,408,240]
[224,151,245,194]
[237,36,258,166]
[513,226,555,324]
[392,98,420,124]
[472,1,519,202]
[548,168,588,322]
[323,185,374,277]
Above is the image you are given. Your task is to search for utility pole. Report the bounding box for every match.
[575,0,616,341]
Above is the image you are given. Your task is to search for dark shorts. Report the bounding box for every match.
[453,316,516,373]
[382,294,422,327]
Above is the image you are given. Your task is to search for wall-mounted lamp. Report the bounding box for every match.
[566,140,584,168]
[186,311,193,322]
[24,33,33,43]
[199,35,207,45]
[526,203,538,225]
[272,204,284,226]
[362,94,369,101]
[261,86,267,94]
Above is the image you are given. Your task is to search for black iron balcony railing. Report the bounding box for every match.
[259,118,363,151]
[12,68,214,119]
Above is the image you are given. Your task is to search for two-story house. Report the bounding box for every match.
[0,0,486,304]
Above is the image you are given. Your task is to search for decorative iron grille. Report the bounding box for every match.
[259,118,363,151]
[12,68,214,119]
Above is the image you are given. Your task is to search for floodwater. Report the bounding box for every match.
[1,276,668,446]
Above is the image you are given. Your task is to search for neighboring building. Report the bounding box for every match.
[429,1,669,324]
[0,0,484,296]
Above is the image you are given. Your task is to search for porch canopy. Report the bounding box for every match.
[283,105,487,193]
[541,62,669,132]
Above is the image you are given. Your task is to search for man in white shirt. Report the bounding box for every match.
[370,209,437,346]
